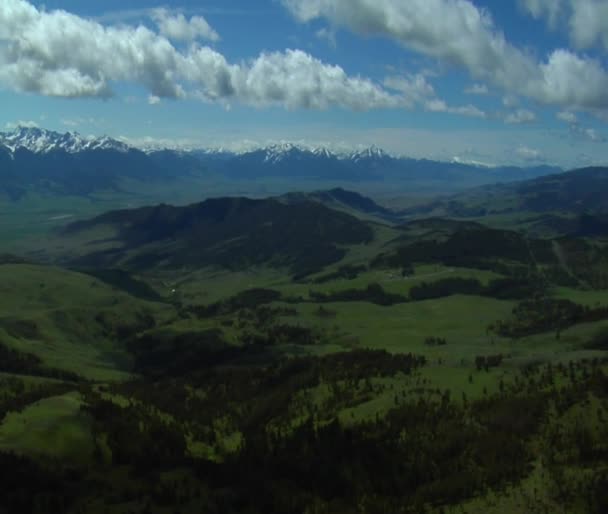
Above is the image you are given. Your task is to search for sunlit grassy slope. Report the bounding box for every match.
[0,264,174,381]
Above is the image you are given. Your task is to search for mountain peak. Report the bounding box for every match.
[0,127,130,154]
[348,145,391,162]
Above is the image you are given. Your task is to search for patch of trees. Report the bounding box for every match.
[0,452,80,514]
[236,305,299,328]
[424,336,447,346]
[408,276,545,301]
[490,298,608,338]
[309,283,408,306]
[76,268,163,301]
[0,341,82,382]
[410,278,482,301]
[0,318,41,339]
[474,354,503,371]
[3,357,608,513]
[94,310,156,341]
[189,288,284,318]
[242,324,320,347]
[126,328,243,378]
[372,227,556,273]
[0,254,29,265]
[311,264,368,284]
[81,394,187,469]
[0,380,75,423]
[584,327,608,351]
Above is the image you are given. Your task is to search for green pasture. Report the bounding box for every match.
[0,264,174,381]
[0,391,93,464]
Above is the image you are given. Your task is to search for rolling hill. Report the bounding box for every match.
[59,196,375,277]
[399,166,608,236]
[280,187,400,222]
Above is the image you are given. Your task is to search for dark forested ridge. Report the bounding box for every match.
[63,197,374,277]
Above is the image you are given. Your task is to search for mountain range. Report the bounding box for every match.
[0,127,564,200]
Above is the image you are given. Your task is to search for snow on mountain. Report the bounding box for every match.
[347,145,393,163]
[0,127,130,154]
[217,142,396,164]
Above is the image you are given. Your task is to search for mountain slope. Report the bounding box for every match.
[281,187,400,222]
[0,128,209,199]
[1,128,564,202]
[0,263,173,381]
[195,143,561,186]
[61,197,375,277]
[399,167,608,236]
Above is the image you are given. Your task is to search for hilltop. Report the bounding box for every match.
[60,196,374,278]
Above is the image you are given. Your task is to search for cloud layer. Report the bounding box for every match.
[520,0,608,50]
[282,0,608,112]
[0,0,403,110]
[151,8,220,42]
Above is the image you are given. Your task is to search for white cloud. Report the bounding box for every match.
[0,0,402,111]
[384,74,435,108]
[4,120,39,130]
[281,0,608,112]
[148,95,161,105]
[584,128,605,142]
[519,0,565,27]
[315,27,337,48]
[505,109,537,124]
[151,8,220,42]
[465,83,489,95]
[569,0,608,50]
[556,111,577,123]
[384,74,485,118]
[516,145,545,161]
[520,0,608,51]
[425,99,486,118]
[502,95,520,108]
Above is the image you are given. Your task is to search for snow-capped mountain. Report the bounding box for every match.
[346,145,393,164]
[188,142,397,180]
[0,127,563,202]
[0,127,130,154]
[0,127,209,200]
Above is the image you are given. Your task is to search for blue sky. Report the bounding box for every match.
[1,0,608,167]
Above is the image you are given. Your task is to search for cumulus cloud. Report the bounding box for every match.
[315,27,337,48]
[557,111,577,123]
[505,109,537,124]
[151,8,220,42]
[465,83,489,95]
[383,74,485,118]
[583,128,605,142]
[281,0,608,112]
[384,74,435,108]
[0,0,402,111]
[519,0,565,27]
[516,145,545,161]
[4,120,39,130]
[148,95,161,105]
[520,0,608,51]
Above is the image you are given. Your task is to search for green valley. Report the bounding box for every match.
[1,171,608,512]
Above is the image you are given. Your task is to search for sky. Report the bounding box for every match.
[1,0,608,167]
